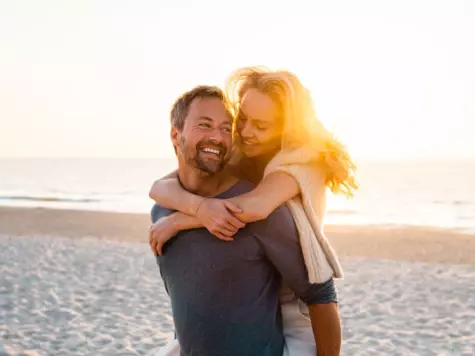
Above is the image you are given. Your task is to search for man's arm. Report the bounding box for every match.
[255,206,341,356]
[309,303,342,356]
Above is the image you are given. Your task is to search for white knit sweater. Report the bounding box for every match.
[264,149,344,284]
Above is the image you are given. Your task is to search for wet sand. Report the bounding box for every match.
[1,206,474,264]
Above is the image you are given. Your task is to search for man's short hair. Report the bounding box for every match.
[170,85,231,131]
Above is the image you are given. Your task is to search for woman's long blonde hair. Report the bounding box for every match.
[226,66,358,197]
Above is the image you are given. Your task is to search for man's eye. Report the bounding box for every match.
[256,125,267,131]
[221,127,232,133]
[198,123,211,128]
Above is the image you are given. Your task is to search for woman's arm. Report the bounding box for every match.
[228,171,300,221]
[149,170,301,239]
[149,211,236,256]
[199,171,300,224]
[149,171,205,216]
[149,169,246,239]
[196,171,300,237]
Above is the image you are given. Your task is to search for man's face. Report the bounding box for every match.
[172,97,233,174]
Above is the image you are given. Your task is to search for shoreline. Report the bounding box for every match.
[1,206,475,265]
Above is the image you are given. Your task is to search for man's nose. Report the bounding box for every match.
[208,128,225,144]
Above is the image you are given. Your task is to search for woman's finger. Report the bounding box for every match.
[226,215,245,229]
[213,223,235,236]
[217,216,243,231]
[223,201,242,214]
[149,232,155,249]
[157,244,163,257]
[221,226,238,236]
[150,240,158,256]
[215,232,234,241]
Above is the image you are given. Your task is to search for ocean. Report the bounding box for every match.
[1,158,474,233]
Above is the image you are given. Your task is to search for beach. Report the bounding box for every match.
[2,206,474,265]
[1,207,475,355]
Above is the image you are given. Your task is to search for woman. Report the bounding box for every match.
[150,66,357,356]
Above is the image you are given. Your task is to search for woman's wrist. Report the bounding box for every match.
[194,197,207,216]
[168,213,181,235]
[183,194,202,216]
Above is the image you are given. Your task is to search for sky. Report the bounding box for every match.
[0,0,474,159]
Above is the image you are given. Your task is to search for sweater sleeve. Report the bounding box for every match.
[263,152,345,281]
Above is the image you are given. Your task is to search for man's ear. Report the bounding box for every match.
[170,126,180,152]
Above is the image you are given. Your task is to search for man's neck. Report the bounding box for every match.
[256,148,279,168]
[177,164,236,198]
[239,149,279,184]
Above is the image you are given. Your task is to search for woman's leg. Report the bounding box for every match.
[280,286,316,356]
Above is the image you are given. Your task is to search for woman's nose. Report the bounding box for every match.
[240,121,253,139]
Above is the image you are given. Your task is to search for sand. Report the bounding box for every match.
[1,207,475,355]
[1,206,475,264]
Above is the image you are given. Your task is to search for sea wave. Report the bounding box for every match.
[0,195,99,203]
[432,199,473,206]
[327,209,358,215]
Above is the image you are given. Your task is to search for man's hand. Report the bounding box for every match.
[196,198,246,240]
[308,303,341,356]
[149,216,178,256]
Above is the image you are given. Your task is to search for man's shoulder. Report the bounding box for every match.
[150,204,174,223]
[255,203,298,239]
[268,204,295,227]
[218,179,255,199]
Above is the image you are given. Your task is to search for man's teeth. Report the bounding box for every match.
[202,148,220,155]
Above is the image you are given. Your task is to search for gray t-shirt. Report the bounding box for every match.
[151,180,337,356]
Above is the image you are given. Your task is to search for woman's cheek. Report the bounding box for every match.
[258,131,274,146]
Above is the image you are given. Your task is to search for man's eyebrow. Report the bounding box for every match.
[197,116,232,126]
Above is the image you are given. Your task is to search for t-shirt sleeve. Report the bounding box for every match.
[150,204,175,223]
[254,205,338,305]
[150,204,175,294]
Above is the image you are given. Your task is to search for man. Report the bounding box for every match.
[151,85,341,356]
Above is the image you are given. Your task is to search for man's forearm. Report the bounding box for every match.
[308,303,341,356]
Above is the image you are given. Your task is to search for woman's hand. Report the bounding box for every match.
[196,198,246,240]
[149,215,178,257]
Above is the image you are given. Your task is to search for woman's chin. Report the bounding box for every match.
[241,145,280,159]
[241,146,261,158]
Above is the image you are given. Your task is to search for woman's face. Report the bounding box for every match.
[236,88,284,158]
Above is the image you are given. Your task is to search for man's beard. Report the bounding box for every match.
[179,137,229,174]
